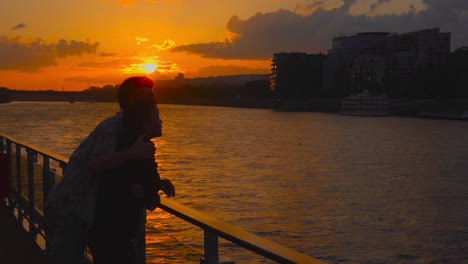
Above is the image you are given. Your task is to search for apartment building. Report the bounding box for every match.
[270,52,325,99]
[322,28,451,96]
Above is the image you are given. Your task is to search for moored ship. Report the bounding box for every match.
[341,90,389,116]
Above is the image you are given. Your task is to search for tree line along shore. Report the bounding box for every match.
[1,86,468,120]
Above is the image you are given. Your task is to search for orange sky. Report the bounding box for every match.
[3,0,463,91]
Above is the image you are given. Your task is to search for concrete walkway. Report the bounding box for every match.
[0,202,48,264]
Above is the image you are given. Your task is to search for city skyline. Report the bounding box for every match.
[1,0,467,91]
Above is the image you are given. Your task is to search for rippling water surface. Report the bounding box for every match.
[1,101,467,264]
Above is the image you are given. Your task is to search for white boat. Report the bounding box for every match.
[341,91,389,116]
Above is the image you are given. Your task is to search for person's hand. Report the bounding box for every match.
[127,134,155,159]
[160,179,175,197]
[146,194,160,211]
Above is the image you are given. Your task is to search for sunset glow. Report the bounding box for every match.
[122,61,159,74]
[1,0,464,91]
[144,63,158,74]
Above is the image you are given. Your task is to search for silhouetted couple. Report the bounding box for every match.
[46,76,175,264]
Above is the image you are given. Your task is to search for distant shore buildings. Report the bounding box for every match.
[156,74,270,88]
[272,28,453,100]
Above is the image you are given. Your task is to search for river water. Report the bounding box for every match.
[0,101,467,264]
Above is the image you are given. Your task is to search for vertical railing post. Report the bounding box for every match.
[0,137,4,203]
[15,144,23,224]
[136,208,147,264]
[16,144,22,189]
[0,137,5,204]
[59,161,67,177]
[42,156,56,254]
[42,156,52,205]
[26,148,37,240]
[6,140,13,210]
[0,136,4,152]
[202,230,219,264]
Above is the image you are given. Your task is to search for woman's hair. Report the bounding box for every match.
[117,76,156,149]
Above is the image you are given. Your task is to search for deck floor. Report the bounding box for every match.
[0,201,48,264]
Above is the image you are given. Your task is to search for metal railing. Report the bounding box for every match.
[0,133,326,264]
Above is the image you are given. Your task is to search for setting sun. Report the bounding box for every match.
[144,63,158,74]
[122,58,161,75]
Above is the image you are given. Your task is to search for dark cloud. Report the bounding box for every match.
[309,1,325,9]
[76,59,131,69]
[55,39,99,57]
[295,1,325,14]
[0,37,99,71]
[158,61,176,66]
[99,52,117,57]
[171,0,468,59]
[11,23,26,30]
[0,37,56,71]
[423,0,468,10]
[369,0,391,13]
[156,65,173,71]
[339,0,358,13]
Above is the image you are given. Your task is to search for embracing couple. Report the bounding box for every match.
[46,76,176,264]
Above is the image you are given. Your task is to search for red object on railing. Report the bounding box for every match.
[0,152,9,199]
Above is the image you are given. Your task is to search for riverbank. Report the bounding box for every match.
[389,99,468,120]
[4,90,468,120]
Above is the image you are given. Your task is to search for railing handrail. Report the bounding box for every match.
[0,133,326,264]
[160,198,325,264]
[0,133,69,164]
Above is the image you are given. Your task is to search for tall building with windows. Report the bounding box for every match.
[385,28,451,96]
[322,28,451,97]
[270,52,325,100]
[322,32,390,94]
